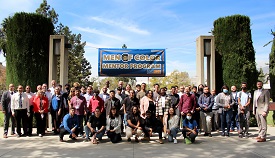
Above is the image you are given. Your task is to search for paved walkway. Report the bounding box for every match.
[0,127,274,158]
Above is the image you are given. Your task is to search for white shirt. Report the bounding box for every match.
[255,89,262,107]
[49,87,55,95]
[25,92,35,106]
[11,92,29,114]
[84,93,93,107]
[161,96,166,108]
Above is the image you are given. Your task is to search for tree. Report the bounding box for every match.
[213,15,258,90]
[36,0,92,86]
[258,68,266,83]
[268,30,275,100]
[149,70,191,88]
[4,12,54,90]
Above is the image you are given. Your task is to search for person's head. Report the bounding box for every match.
[171,86,176,94]
[241,82,247,91]
[109,106,118,117]
[160,88,166,96]
[81,86,86,94]
[203,86,210,94]
[186,112,193,121]
[231,85,237,92]
[116,87,122,95]
[106,81,110,88]
[146,90,153,99]
[102,86,108,93]
[136,84,141,92]
[37,90,44,98]
[257,81,263,89]
[37,85,42,92]
[73,82,80,88]
[69,107,76,116]
[221,85,229,94]
[118,81,124,88]
[179,86,185,93]
[42,84,47,92]
[154,83,160,92]
[185,87,191,94]
[75,88,81,97]
[58,85,62,90]
[192,86,197,93]
[198,84,204,91]
[131,106,138,115]
[175,86,178,93]
[129,89,135,98]
[141,83,146,91]
[93,89,100,98]
[110,90,115,98]
[9,84,14,91]
[95,107,101,117]
[146,110,152,118]
[51,80,56,87]
[211,89,216,96]
[126,84,131,91]
[87,86,93,94]
[168,107,175,116]
[17,85,23,93]
[25,85,31,93]
[54,87,60,95]
[70,87,76,96]
[65,84,70,91]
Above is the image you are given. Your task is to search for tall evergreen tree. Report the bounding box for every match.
[268,30,275,100]
[4,12,54,90]
[213,15,258,90]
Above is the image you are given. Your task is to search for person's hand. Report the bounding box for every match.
[84,111,87,115]
[167,129,170,134]
[40,110,44,114]
[12,113,15,117]
[58,110,61,116]
[90,128,95,133]
[187,132,191,136]
[181,112,185,116]
[27,112,30,117]
[262,112,267,117]
[191,130,197,135]
[137,127,142,130]
[71,133,77,138]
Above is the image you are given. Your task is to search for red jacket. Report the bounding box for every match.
[89,96,104,113]
[32,96,49,113]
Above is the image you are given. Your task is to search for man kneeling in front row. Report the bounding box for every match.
[59,107,79,142]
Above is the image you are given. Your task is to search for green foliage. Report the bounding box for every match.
[149,70,191,89]
[269,30,275,100]
[213,15,258,90]
[4,12,54,90]
[35,0,58,24]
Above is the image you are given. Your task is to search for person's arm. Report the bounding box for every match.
[1,92,5,112]
[263,90,270,115]
[139,97,145,117]
[63,115,72,134]
[178,95,183,113]
[127,117,137,129]
[208,95,214,109]
[192,95,196,113]
[106,117,110,131]
[170,115,179,129]
[113,116,122,132]
[11,95,15,115]
[198,95,204,108]
[216,94,224,108]
[245,93,251,107]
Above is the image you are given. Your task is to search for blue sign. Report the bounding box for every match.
[98,48,166,77]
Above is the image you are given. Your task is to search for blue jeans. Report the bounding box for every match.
[168,127,179,142]
[84,125,105,140]
[123,113,128,126]
[220,110,232,134]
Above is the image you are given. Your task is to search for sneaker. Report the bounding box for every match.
[225,133,230,137]
[159,139,164,144]
[59,138,63,142]
[83,138,90,142]
[221,132,225,137]
[208,133,212,137]
[174,139,177,144]
[3,134,8,138]
[203,133,209,136]
[245,134,249,138]
[141,137,150,141]
[39,134,43,137]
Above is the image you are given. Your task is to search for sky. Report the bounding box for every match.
[0,0,275,83]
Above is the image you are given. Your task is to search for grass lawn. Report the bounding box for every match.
[0,112,4,127]
[267,111,275,126]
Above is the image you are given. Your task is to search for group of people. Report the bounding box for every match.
[0,80,270,144]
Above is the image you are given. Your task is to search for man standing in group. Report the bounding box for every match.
[104,90,121,118]
[178,87,196,121]
[230,85,239,132]
[1,84,16,138]
[25,85,35,136]
[136,83,147,100]
[11,85,30,137]
[99,86,110,102]
[253,81,270,142]
[123,90,139,126]
[169,86,180,117]
[237,82,251,138]
[49,80,56,95]
[153,83,160,102]
[198,86,214,137]
[178,86,185,99]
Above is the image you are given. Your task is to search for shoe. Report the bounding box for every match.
[225,133,230,137]
[59,138,63,142]
[254,136,261,140]
[39,134,43,137]
[208,133,212,137]
[127,138,131,142]
[3,134,8,138]
[159,139,164,144]
[239,134,243,138]
[141,137,150,141]
[135,137,139,143]
[83,138,90,142]
[257,138,266,142]
[221,133,225,137]
[174,139,177,144]
[17,134,21,138]
[71,137,77,140]
[11,132,16,136]
[244,134,249,138]
[203,133,209,136]
[230,129,233,132]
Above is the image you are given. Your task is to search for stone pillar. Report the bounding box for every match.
[196,36,215,90]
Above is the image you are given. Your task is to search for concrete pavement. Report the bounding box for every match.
[0,127,274,158]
